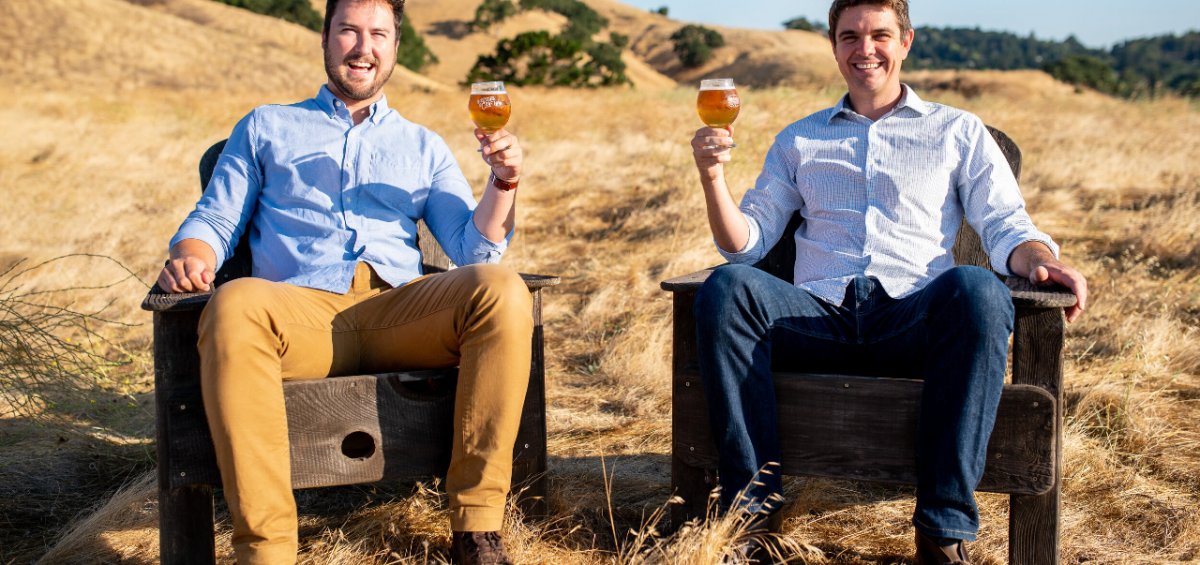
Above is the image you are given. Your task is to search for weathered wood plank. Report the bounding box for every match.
[671,369,1057,496]
[512,291,549,518]
[671,291,713,526]
[1009,306,1065,565]
[154,310,216,564]
[417,220,453,274]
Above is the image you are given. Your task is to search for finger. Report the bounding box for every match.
[171,264,195,293]
[185,261,211,292]
[159,268,182,294]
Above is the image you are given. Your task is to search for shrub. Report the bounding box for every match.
[397,17,439,73]
[670,24,724,68]
[465,30,628,87]
[1044,54,1119,94]
[519,0,608,44]
[472,0,517,32]
[782,16,827,35]
[212,0,323,32]
[652,6,668,16]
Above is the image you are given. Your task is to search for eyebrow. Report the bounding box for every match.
[838,27,895,39]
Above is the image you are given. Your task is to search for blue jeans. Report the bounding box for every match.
[693,264,1013,541]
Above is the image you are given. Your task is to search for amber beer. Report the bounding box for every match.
[697,78,741,128]
[469,81,511,134]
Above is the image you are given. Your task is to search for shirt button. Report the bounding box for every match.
[345,197,351,203]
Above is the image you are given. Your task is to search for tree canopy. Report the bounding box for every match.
[670,24,725,68]
[904,26,1200,98]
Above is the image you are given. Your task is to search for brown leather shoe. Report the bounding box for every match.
[450,531,514,565]
[915,530,972,565]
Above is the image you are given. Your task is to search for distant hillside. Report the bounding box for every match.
[402,0,839,90]
[906,27,1200,98]
[0,0,443,93]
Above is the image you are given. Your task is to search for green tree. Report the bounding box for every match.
[472,0,517,32]
[465,30,627,87]
[1043,54,1118,94]
[518,0,608,44]
[212,0,323,32]
[670,24,724,68]
[653,6,668,16]
[782,16,827,35]
[397,17,439,73]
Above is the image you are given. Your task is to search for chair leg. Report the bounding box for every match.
[671,454,718,531]
[1009,488,1060,565]
[512,457,548,519]
[1009,306,1064,565]
[159,482,215,565]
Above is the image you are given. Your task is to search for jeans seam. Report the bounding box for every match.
[771,321,850,344]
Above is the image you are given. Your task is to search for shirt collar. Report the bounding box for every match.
[316,85,392,124]
[829,84,929,124]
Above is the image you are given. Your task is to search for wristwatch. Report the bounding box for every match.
[489,172,519,192]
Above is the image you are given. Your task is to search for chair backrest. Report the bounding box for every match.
[751,126,1022,283]
[197,140,454,288]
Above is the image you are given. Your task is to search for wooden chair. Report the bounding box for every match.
[141,140,560,565]
[659,128,1076,565]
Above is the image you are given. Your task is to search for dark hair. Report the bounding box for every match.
[323,0,405,39]
[827,0,911,46]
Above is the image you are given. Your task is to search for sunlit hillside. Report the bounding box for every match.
[3,0,1200,564]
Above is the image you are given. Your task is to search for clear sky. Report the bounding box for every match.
[619,0,1200,48]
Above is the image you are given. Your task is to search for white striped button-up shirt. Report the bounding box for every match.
[720,86,1057,305]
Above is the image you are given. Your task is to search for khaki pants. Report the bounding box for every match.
[198,262,533,565]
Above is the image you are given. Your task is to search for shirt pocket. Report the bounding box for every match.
[366,153,426,217]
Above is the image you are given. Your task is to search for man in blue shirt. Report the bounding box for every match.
[159,1,529,564]
[688,0,1089,563]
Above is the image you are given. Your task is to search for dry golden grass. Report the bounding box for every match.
[3,1,1200,564]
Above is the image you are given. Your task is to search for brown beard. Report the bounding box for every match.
[324,48,396,101]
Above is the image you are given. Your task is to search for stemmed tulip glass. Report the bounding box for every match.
[470,81,511,152]
[697,78,740,149]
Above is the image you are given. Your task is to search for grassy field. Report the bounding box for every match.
[3,67,1200,564]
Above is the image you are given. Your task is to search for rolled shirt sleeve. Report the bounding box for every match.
[421,135,511,267]
[168,111,261,273]
[957,116,1059,276]
[716,138,804,265]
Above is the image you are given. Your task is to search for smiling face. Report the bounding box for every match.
[832,5,913,108]
[321,0,398,103]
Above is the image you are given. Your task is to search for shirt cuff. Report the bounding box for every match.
[169,221,229,273]
[463,213,512,265]
[716,213,764,264]
[991,233,1059,277]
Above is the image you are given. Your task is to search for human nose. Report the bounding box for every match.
[859,37,876,58]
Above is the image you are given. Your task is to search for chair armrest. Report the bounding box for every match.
[1004,276,1077,309]
[659,269,1077,310]
[141,273,561,313]
[660,268,716,293]
[141,283,212,313]
[519,273,561,289]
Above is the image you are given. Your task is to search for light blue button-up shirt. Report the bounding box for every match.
[170,86,510,294]
[721,86,1057,305]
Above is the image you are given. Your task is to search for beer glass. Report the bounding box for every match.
[470,81,511,136]
[697,78,740,149]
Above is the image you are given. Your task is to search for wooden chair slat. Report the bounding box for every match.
[672,370,1056,495]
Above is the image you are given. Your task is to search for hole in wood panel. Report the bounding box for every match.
[341,431,376,460]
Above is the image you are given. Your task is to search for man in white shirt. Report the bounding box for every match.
[688,1,1087,563]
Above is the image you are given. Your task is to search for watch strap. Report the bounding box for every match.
[490,172,519,192]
